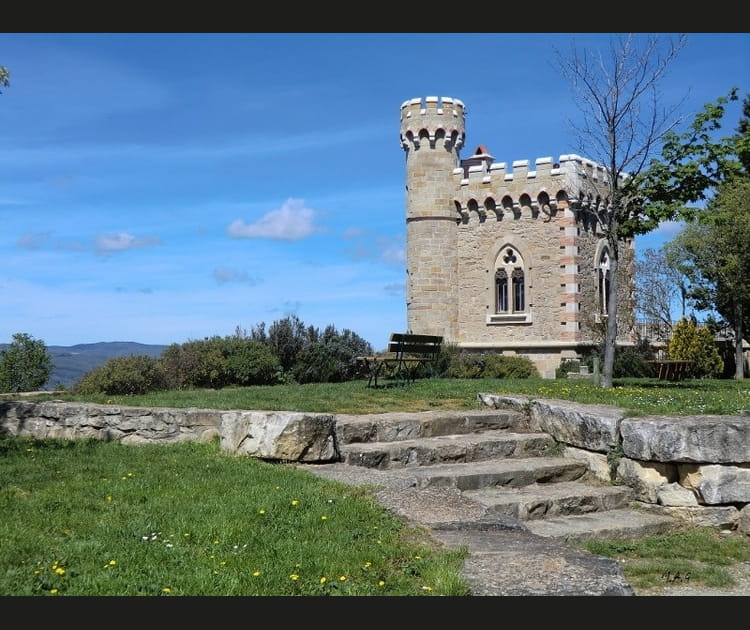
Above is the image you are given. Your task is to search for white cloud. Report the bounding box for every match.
[384,282,404,297]
[213,266,260,285]
[94,232,162,255]
[227,198,322,241]
[342,227,364,239]
[17,231,52,249]
[343,232,405,265]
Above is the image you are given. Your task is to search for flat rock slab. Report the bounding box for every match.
[430,527,635,596]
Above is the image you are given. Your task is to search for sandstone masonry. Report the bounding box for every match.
[401,96,635,378]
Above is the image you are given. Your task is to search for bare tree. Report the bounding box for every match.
[554,34,688,387]
[634,247,686,341]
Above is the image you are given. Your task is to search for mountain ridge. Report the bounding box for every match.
[0,341,169,390]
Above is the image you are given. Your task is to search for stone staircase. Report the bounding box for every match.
[302,407,679,543]
[298,407,684,595]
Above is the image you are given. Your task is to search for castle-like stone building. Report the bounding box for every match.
[400,96,636,378]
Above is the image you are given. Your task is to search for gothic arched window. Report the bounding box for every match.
[495,246,526,314]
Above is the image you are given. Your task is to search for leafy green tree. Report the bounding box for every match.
[554,34,688,388]
[645,90,749,379]
[0,333,53,393]
[668,317,723,378]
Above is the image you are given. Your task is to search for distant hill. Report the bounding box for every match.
[0,341,169,390]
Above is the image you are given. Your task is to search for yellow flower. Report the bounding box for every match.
[252,571,261,577]
[363,562,372,568]
[290,574,299,581]
[55,567,65,575]
[421,585,432,591]
[162,587,171,594]
[378,580,385,587]
[339,575,347,582]
[319,577,327,584]
[320,515,327,520]
[291,499,299,506]
[106,495,112,502]
[258,509,266,515]
[50,588,58,595]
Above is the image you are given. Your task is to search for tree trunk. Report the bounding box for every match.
[601,248,619,388]
[733,302,745,380]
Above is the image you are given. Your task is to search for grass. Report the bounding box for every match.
[577,528,750,592]
[5,375,749,595]
[34,375,750,416]
[0,435,470,596]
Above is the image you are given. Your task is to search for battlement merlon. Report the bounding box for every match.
[400,96,466,150]
[454,153,628,188]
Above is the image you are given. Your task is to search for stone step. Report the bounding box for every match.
[462,480,634,520]
[523,507,679,542]
[334,409,526,444]
[340,430,557,469]
[359,456,588,491]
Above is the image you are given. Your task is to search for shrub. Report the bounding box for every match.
[291,327,373,384]
[613,340,657,378]
[74,355,166,395]
[445,352,538,379]
[482,354,538,378]
[226,339,283,386]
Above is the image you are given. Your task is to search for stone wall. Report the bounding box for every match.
[478,393,750,533]
[0,401,338,462]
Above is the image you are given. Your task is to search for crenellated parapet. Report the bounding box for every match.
[400,96,466,151]
[451,153,631,228]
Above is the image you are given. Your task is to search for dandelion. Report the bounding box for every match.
[290,574,299,581]
[183,533,190,538]
[378,580,385,587]
[339,575,347,582]
[258,509,266,515]
[55,567,65,575]
[252,571,261,577]
[319,577,327,584]
[320,515,327,521]
[291,499,299,506]
[106,495,112,502]
[50,588,58,595]
[162,587,171,594]
[363,562,372,569]
[421,585,432,591]
[104,559,117,569]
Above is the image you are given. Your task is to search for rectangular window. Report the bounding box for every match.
[512,268,524,311]
[496,275,508,312]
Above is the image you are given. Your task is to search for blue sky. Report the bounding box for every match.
[1,33,748,351]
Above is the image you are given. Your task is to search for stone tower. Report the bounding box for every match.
[400,96,465,340]
[400,95,636,378]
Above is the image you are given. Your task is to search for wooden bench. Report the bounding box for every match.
[356,333,443,387]
[646,360,693,381]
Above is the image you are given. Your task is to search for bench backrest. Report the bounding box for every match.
[387,333,443,359]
